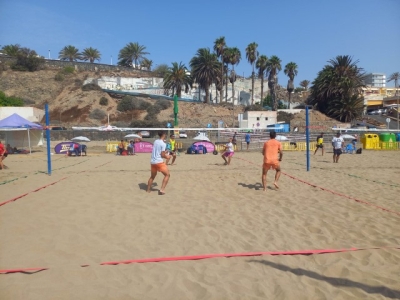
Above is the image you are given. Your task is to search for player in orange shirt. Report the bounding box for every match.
[262,131,283,191]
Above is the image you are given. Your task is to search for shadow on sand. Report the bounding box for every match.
[248,259,400,299]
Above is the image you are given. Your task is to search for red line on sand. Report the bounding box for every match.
[0,161,113,208]
[1,246,398,274]
[235,156,400,217]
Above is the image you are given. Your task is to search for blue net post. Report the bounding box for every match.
[45,103,52,175]
[306,106,310,172]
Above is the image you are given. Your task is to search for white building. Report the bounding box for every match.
[239,111,277,129]
[364,73,386,87]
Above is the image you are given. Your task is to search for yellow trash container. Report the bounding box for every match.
[361,133,380,149]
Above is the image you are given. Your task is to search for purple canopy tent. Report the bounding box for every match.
[0,113,43,153]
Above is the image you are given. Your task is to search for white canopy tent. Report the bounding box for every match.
[0,113,43,153]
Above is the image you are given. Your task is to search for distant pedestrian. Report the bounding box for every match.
[0,140,8,170]
[262,131,283,190]
[232,132,237,145]
[245,131,251,150]
[166,134,177,165]
[332,132,344,163]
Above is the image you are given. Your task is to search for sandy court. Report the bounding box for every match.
[0,148,399,299]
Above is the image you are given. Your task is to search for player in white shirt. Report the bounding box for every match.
[147,131,171,194]
[331,132,344,163]
[221,137,234,165]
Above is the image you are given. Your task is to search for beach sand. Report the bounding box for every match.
[0,147,399,299]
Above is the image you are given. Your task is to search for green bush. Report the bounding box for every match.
[154,99,171,110]
[146,105,161,115]
[81,83,102,91]
[117,97,135,112]
[136,99,151,110]
[62,66,75,74]
[99,97,108,106]
[89,108,106,120]
[55,73,64,81]
[10,50,45,72]
[0,91,24,106]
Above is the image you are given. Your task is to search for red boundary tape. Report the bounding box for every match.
[1,246,398,274]
[0,161,112,208]
[235,156,400,217]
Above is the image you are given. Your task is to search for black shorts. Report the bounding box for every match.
[2,153,8,158]
[333,149,342,155]
[316,144,323,149]
[246,141,250,145]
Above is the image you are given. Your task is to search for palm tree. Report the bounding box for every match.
[153,64,169,77]
[299,80,310,91]
[284,62,298,109]
[214,37,226,103]
[141,58,153,71]
[1,44,21,57]
[266,55,282,111]
[387,72,399,96]
[163,62,192,98]
[256,55,268,103]
[58,45,81,61]
[246,42,259,104]
[227,47,241,104]
[118,42,149,68]
[190,48,220,104]
[81,47,101,63]
[328,94,364,122]
[309,55,365,121]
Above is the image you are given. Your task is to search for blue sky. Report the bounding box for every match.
[1,0,399,87]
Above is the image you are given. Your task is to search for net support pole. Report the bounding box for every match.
[306,106,310,172]
[45,103,52,175]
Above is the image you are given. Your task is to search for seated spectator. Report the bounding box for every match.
[127,140,134,155]
[118,140,125,155]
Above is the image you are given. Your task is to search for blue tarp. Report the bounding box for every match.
[0,113,43,129]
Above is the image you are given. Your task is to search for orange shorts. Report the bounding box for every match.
[263,162,280,170]
[151,162,168,173]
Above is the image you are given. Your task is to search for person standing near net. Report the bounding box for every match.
[147,131,171,195]
[314,133,324,156]
[332,132,344,163]
[262,131,283,190]
[166,134,177,165]
[245,131,251,150]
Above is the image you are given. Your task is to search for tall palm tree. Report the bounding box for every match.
[118,42,149,68]
[284,62,298,109]
[81,47,101,63]
[309,55,365,121]
[299,80,310,91]
[227,47,241,104]
[190,48,220,104]
[246,42,259,104]
[163,62,192,98]
[214,37,226,103]
[1,44,21,57]
[256,55,268,102]
[141,58,153,71]
[387,72,399,96]
[266,55,282,111]
[58,45,81,61]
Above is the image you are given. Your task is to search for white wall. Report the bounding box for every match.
[0,107,45,122]
[241,111,277,129]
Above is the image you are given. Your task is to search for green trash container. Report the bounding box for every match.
[379,133,396,142]
[379,133,396,149]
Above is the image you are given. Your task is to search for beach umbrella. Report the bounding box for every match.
[124,133,141,139]
[342,134,356,140]
[174,94,178,126]
[275,135,288,141]
[71,136,90,142]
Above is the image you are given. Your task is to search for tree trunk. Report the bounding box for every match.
[260,76,264,103]
[225,66,228,102]
[220,63,224,103]
[251,65,255,105]
[288,91,291,109]
[204,84,209,103]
